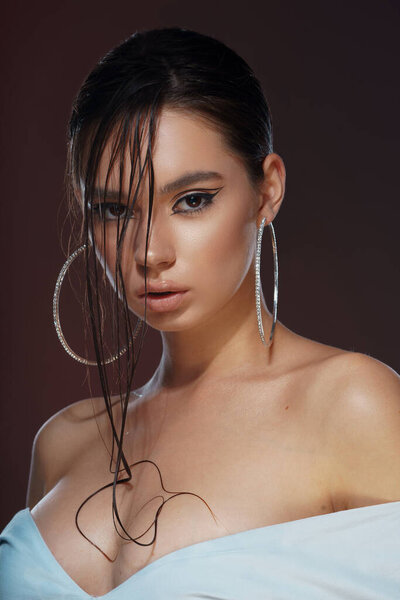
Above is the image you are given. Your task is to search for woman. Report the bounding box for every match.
[1,26,400,599]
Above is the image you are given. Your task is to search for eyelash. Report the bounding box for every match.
[173,191,218,216]
[90,191,219,221]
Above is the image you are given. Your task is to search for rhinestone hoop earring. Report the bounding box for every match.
[53,243,144,366]
[255,217,278,348]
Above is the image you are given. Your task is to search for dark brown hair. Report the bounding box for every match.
[63,25,273,553]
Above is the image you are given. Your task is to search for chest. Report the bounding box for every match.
[31,385,334,596]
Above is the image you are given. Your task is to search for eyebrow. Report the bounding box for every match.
[92,170,224,200]
[159,170,224,194]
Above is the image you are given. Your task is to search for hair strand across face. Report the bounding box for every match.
[62,25,274,551]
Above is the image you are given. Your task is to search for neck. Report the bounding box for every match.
[146,267,280,393]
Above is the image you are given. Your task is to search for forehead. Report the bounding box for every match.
[94,107,243,194]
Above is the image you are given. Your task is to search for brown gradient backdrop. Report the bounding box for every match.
[0,0,399,528]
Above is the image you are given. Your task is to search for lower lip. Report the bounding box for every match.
[138,291,188,312]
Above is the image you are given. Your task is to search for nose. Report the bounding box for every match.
[133,204,176,272]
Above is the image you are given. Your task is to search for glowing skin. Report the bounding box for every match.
[89,107,286,391]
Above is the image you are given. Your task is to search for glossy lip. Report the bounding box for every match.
[137,281,188,297]
[138,290,188,312]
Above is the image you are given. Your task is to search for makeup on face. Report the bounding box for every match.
[138,290,189,312]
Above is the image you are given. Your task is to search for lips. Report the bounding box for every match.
[145,291,175,297]
[137,281,187,297]
[137,290,188,312]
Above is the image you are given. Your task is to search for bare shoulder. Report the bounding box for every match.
[284,329,399,400]
[26,395,107,509]
[312,349,400,508]
[34,394,107,454]
[315,349,400,423]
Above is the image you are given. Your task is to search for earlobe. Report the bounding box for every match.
[256,215,270,229]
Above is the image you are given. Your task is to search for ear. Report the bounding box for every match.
[256,153,286,229]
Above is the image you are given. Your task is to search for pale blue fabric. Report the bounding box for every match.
[1,501,400,599]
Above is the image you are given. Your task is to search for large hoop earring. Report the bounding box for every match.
[255,217,278,347]
[53,244,144,366]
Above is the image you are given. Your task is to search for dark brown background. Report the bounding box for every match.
[1,0,399,529]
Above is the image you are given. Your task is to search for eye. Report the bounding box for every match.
[172,190,221,216]
[89,202,133,221]
[89,189,222,221]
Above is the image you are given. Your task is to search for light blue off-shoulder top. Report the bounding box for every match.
[1,501,400,599]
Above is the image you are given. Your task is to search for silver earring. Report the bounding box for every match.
[255,217,278,347]
[53,243,144,365]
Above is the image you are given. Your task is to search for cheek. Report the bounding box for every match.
[185,213,255,300]
[92,225,119,281]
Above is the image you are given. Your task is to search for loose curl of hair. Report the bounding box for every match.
[62,25,274,558]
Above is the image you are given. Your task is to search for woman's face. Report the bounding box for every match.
[89,107,269,332]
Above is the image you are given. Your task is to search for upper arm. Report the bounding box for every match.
[26,396,101,510]
[26,425,47,509]
[26,408,73,510]
[324,352,400,509]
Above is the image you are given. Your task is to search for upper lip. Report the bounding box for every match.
[137,281,188,297]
